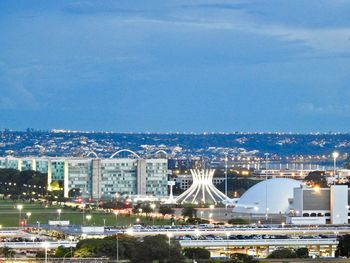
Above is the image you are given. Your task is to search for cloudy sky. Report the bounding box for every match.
[0,0,349,132]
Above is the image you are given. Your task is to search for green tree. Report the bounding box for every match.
[267,248,297,259]
[183,247,210,260]
[131,235,184,263]
[73,246,95,258]
[336,234,350,257]
[228,218,249,225]
[54,246,72,258]
[304,171,328,187]
[230,253,258,263]
[182,206,196,218]
[158,205,175,218]
[295,247,309,258]
[0,247,14,258]
[141,203,153,216]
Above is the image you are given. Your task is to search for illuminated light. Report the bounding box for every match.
[126,228,134,235]
[314,185,321,192]
[41,242,49,248]
[332,152,339,159]
[175,169,229,204]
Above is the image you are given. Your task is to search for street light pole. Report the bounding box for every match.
[17,204,23,227]
[42,242,49,263]
[82,203,85,226]
[150,204,156,226]
[224,153,228,196]
[57,209,62,221]
[114,210,119,226]
[264,153,269,222]
[26,212,31,226]
[116,234,119,263]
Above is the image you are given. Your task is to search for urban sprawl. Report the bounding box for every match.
[0,131,350,262]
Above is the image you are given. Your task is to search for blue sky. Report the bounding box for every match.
[0,0,350,132]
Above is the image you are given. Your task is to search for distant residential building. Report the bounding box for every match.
[0,156,168,199]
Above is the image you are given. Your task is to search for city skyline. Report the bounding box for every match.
[1,1,350,132]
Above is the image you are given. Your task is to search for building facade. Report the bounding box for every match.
[291,185,349,224]
[0,157,168,200]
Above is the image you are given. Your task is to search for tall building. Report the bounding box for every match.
[0,156,168,200]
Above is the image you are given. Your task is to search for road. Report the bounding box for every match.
[179,238,338,247]
[107,226,350,236]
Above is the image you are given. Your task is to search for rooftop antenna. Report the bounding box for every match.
[264,153,269,221]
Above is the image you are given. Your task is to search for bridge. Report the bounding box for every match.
[0,241,77,249]
[179,238,338,248]
[112,226,350,237]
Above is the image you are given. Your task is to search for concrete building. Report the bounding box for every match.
[291,184,349,224]
[0,156,168,200]
[232,177,350,224]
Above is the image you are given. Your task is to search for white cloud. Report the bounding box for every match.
[296,102,350,115]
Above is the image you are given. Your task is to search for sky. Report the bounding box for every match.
[0,0,350,133]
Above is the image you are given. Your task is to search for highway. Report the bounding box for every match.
[179,238,338,248]
[0,241,77,249]
[108,226,350,236]
[0,238,337,250]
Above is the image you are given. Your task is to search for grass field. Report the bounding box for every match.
[0,200,175,227]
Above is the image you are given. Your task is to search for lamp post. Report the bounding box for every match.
[42,242,49,263]
[57,209,62,221]
[194,229,200,240]
[332,151,339,183]
[17,204,23,227]
[150,204,156,225]
[114,210,119,226]
[86,215,92,225]
[116,233,119,263]
[225,231,230,255]
[26,212,31,226]
[166,232,173,257]
[264,153,269,222]
[82,203,86,225]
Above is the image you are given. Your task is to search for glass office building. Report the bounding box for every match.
[0,157,168,199]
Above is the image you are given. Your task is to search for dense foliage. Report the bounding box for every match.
[0,169,47,200]
[304,171,328,187]
[183,247,210,260]
[336,234,350,257]
[267,248,309,259]
[71,234,185,263]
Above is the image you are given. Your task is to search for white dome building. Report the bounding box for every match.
[233,178,302,214]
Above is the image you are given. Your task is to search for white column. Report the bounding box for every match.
[330,185,348,224]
